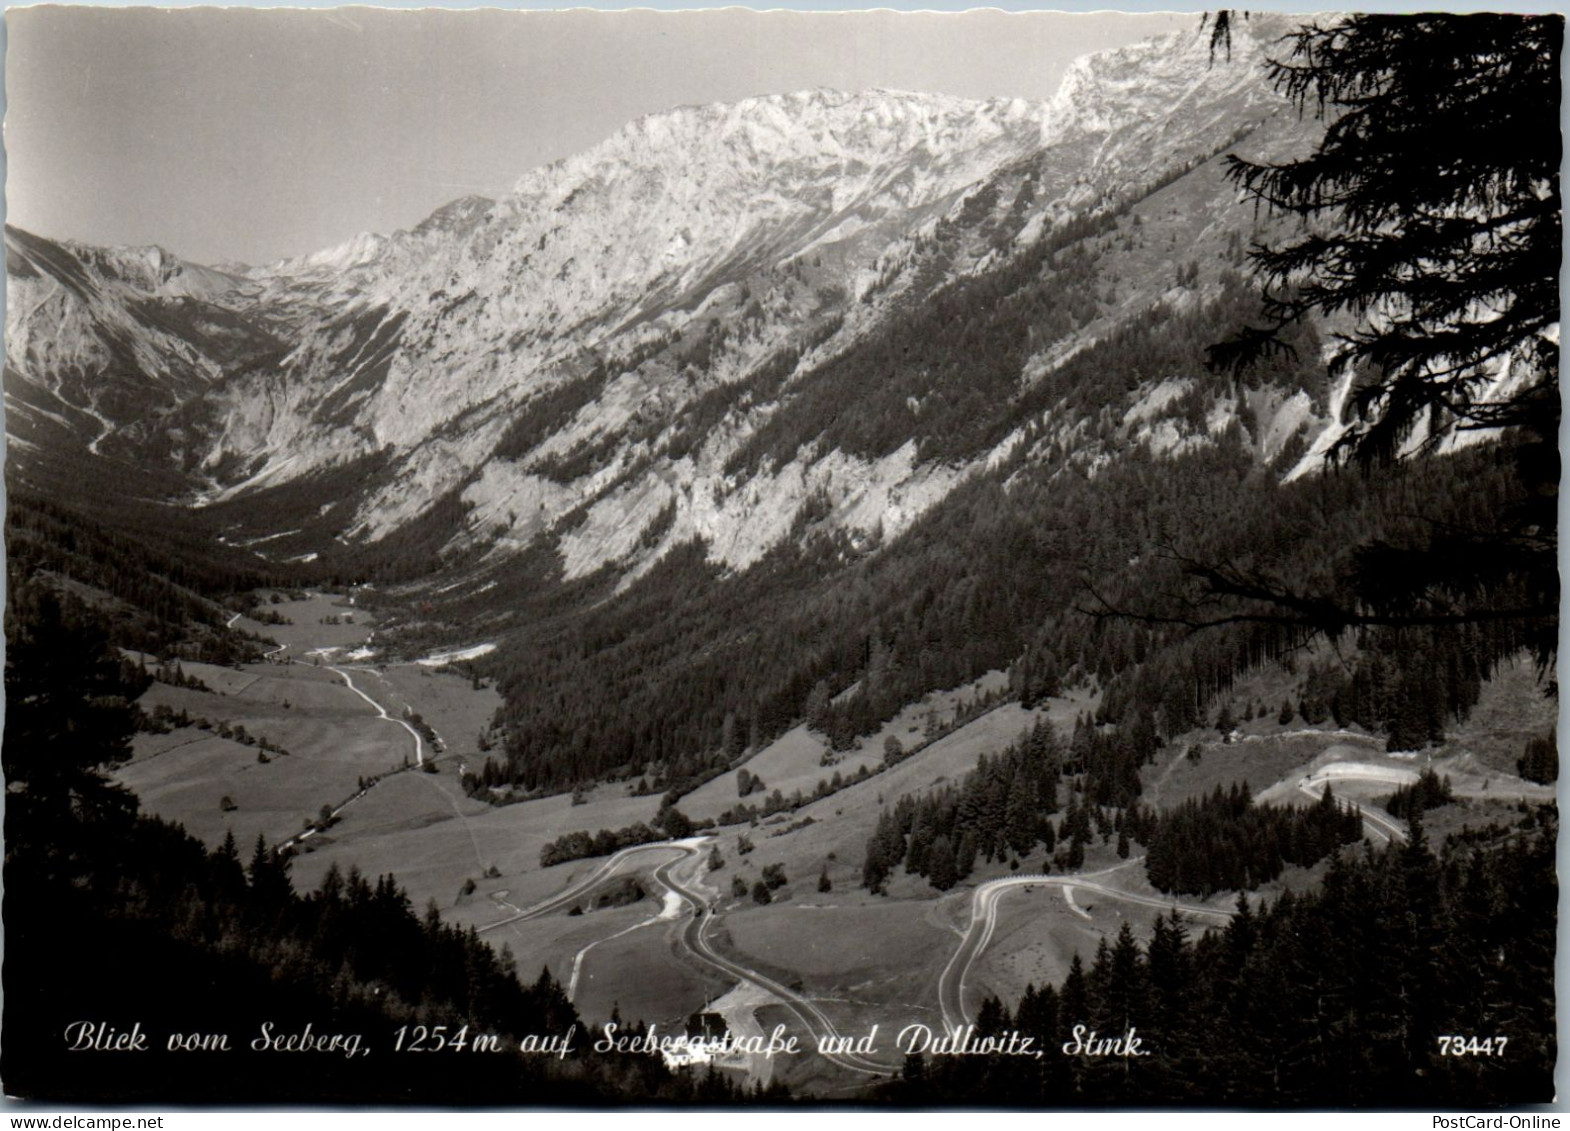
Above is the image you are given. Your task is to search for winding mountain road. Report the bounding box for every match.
[328,665,425,766]
[1294,766,1410,844]
[475,838,893,1076]
[249,599,1413,1079]
[936,860,1233,1038]
[476,842,690,934]
[652,848,895,1077]
[935,762,1419,1036]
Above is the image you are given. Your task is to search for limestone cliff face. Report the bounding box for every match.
[10,19,1344,582]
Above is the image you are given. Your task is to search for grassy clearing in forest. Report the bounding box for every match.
[709,700,1057,910]
[121,665,411,849]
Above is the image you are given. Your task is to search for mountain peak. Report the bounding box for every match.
[507,84,1047,210]
[259,230,389,277]
[411,194,495,239]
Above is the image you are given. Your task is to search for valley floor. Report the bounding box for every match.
[116,590,1559,1096]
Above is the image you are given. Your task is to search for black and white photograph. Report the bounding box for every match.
[1,3,1561,1110]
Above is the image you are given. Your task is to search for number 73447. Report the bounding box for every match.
[1437,1035,1508,1057]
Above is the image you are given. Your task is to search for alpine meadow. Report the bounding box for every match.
[2,9,1559,1108]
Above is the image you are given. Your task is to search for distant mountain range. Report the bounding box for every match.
[7,18,1334,584]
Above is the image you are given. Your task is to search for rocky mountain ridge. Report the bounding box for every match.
[7,18,1328,585]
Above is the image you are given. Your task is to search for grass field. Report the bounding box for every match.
[350,664,503,763]
[487,901,657,1008]
[120,592,510,897]
[679,726,868,823]
[287,776,669,924]
[722,899,956,986]
[116,590,1144,1083]
[575,920,728,1029]
[127,604,1090,956]
[159,660,280,697]
[1442,652,1557,774]
[120,663,415,848]
[682,673,1096,826]
[969,887,1111,1007]
[294,686,1086,937]
[1144,728,1384,810]
[711,898,954,1078]
[234,591,375,654]
[117,591,579,923]
[708,700,1056,910]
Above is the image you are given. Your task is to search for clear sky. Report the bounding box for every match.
[4,7,1191,265]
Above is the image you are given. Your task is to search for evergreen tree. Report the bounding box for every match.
[926,836,958,891]
[1209,14,1560,653]
[1518,730,1558,784]
[955,830,979,879]
[1217,15,1560,457]
[3,585,139,834]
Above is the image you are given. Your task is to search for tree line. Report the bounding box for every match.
[1130,782,1365,897]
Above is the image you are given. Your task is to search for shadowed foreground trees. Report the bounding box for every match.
[0,584,775,1104]
[1135,14,1564,653]
[1216,15,1560,464]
